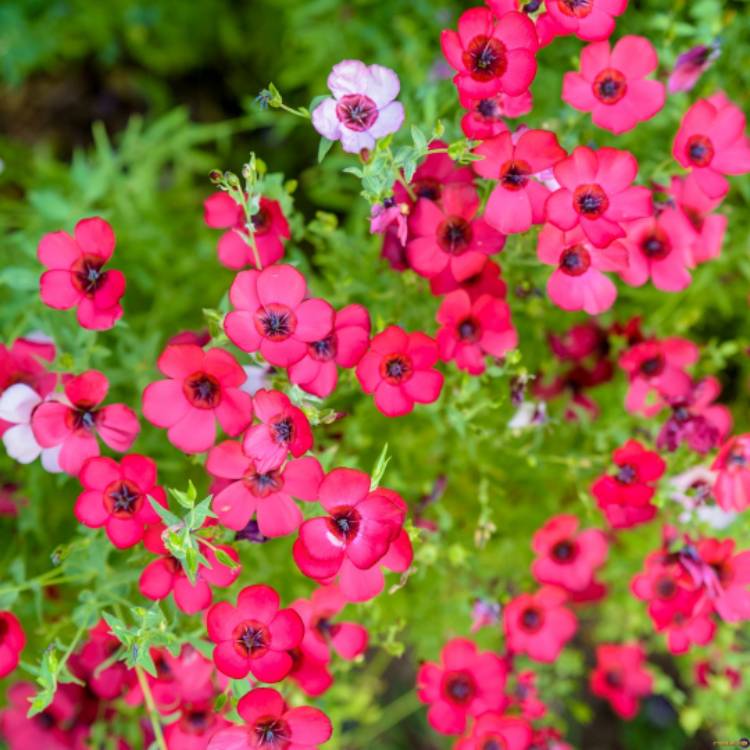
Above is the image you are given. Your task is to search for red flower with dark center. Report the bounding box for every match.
[454,713,532,750]
[70,620,130,701]
[590,644,652,719]
[544,0,627,42]
[0,611,25,679]
[712,434,750,512]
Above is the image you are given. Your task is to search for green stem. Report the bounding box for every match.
[277,102,310,119]
[136,665,168,750]
[346,690,421,747]
[0,570,89,597]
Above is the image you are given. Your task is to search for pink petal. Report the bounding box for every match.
[611,35,658,78]
[295,298,335,341]
[368,101,405,139]
[256,494,303,537]
[257,265,306,308]
[285,707,333,745]
[374,382,413,416]
[39,270,81,309]
[319,467,371,510]
[142,380,191,428]
[212,482,256,530]
[97,404,140,452]
[74,490,109,527]
[204,192,243,229]
[139,559,176,600]
[157,344,205,379]
[105,517,144,548]
[214,388,253,437]
[37,231,81,269]
[250,650,293,683]
[167,407,216,454]
[74,217,115,259]
[206,440,250,479]
[311,98,342,141]
[225,311,263,353]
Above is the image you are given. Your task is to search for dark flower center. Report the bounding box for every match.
[482,740,503,750]
[104,480,143,518]
[254,303,297,342]
[69,407,98,432]
[36,711,57,730]
[437,216,473,255]
[183,371,221,408]
[685,135,714,167]
[444,671,476,704]
[559,244,591,276]
[308,334,338,362]
[615,463,637,485]
[477,97,500,118]
[380,353,413,384]
[314,616,341,640]
[673,404,690,422]
[182,710,211,735]
[254,717,291,747]
[464,36,508,81]
[245,468,284,497]
[271,416,294,445]
[551,539,577,563]
[499,159,532,191]
[328,506,362,541]
[641,228,671,260]
[656,577,677,598]
[639,355,664,376]
[412,178,442,201]
[336,94,379,131]
[72,255,107,296]
[457,318,480,342]
[233,620,270,657]
[726,448,747,467]
[604,669,623,688]
[557,0,593,17]
[251,208,272,234]
[573,184,609,218]
[593,69,627,104]
[521,606,544,632]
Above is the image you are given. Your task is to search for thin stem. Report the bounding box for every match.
[0,570,89,597]
[278,102,310,119]
[345,690,421,747]
[246,229,263,270]
[136,665,168,750]
[395,174,416,203]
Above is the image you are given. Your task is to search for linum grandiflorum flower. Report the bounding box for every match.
[618,337,698,415]
[139,522,240,614]
[224,264,334,367]
[441,8,539,99]
[508,671,547,720]
[712,434,750,512]
[542,0,628,42]
[206,439,322,534]
[288,304,371,398]
[668,42,720,94]
[31,370,140,475]
[207,584,303,682]
[311,59,404,154]
[207,687,332,750]
[142,344,253,454]
[291,584,369,664]
[473,129,566,234]
[562,36,665,134]
[590,644,652,719]
[454,713,532,750]
[459,89,532,139]
[591,439,665,529]
[504,586,577,662]
[536,223,627,314]
[673,92,750,199]
[71,620,130,700]
[407,184,505,282]
[242,389,313,472]
[38,217,125,331]
[545,146,653,248]
[203,193,290,270]
[0,611,25,678]
[165,703,229,750]
[430,257,507,299]
[293,468,406,593]
[435,290,517,375]
[74,454,167,548]
[355,326,444,417]
[531,514,608,593]
[416,638,508,735]
[0,335,57,406]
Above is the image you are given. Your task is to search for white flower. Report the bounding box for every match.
[669,465,736,529]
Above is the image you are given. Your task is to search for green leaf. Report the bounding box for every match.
[370,443,391,489]
[318,137,334,163]
[148,496,181,527]
[212,547,239,569]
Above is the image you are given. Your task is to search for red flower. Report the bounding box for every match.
[459,90,532,139]
[436,291,517,375]
[142,344,253,454]
[508,670,547,720]
[504,586,577,662]
[590,644,652,719]
[207,439,322,534]
[242,389,313,472]
[429,258,507,300]
[0,611,25,678]
[712,434,750,512]
[288,304,371,398]
[207,687,332,750]
[139,524,241,613]
[224,265,334,367]
[288,645,334,698]
[206,584,303,682]
[474,129,566,234]
[591,439,665,529]
[673,92,750,199]
[204,193,290,270]
[165,703,230,750]
[454,713,532,750]
[356,326,444,417]
[543,0,627,42]
[531,514,608,593]
[31,370,140,475]
[691,538,750,622]
[38,217,126,330]
[441,8,538,99]
[74,454,167,548]
[416,637,508,735]
[72,620,130,700]
[407,184,504,281]
[0,335,57,403]
[545,146,652,248]
[562,36,665,134]
[618,337,698,415]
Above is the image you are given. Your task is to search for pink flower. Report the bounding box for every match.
[537,223,627,314]
[242,389,313,472]
[0,611,25,678]
[31,370,140,475]
[139,524,241,613]
[474,129,566,234]
[544,0,627,42]
[441,8,538,99]
[74,454,167,548]
[355,326,444,417]
[712,434,750,512]
[207,687,332,750]
[429,258,507,300]
[206,584,304,682]
[436,290,517,374]
[311,60,404,154]
[165,704,229,750]
[590,644,652,719]
[407,184,504,281]
[203,193,290,270]
[288,305,371,398]
[72,621,131,700]
[142,344,253,454]
[531,514,608,592]
[545,146,653,248]
[38,217,126,330]
[562,36,665,134]
[224,265,334,367]
[288,644,334,698]
[504,586,577,662]
[668,42,720,94]
[0,335,57,406]
[673,92,750,198]
[459,90,532,139]
[691,537,750,622]
[416,637,508,735]
[454,713,532,750]
[207,439,322,534]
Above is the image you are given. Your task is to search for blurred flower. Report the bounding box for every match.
[668,41,720,94]
[669,466,736,529]
[470,598,501,632]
